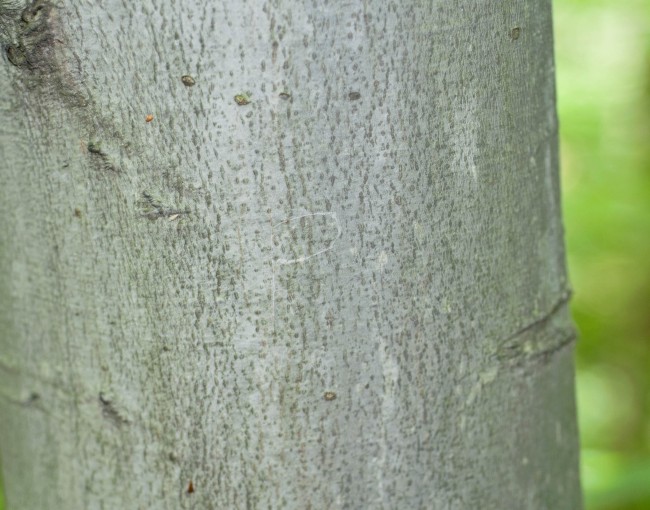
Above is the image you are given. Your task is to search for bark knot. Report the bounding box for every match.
[2,0,89,107]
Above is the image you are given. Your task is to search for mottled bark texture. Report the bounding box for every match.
[0,0,582,508]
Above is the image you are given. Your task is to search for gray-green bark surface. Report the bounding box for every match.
[0,0,582,508]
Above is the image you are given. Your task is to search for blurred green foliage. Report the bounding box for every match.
[555,0,650,508]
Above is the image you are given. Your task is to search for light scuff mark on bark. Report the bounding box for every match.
[272,212,342,265]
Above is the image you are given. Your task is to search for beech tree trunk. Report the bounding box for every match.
[0,0,582,508]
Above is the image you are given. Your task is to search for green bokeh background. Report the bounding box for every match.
[557,0,650,508]
[0,1,648,508]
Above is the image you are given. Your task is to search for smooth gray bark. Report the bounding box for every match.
[0,0,582,508]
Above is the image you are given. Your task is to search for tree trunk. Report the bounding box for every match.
[0,0,582,508]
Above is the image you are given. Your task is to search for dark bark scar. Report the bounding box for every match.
[99,392,130,427]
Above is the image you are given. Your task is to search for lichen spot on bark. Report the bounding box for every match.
[87,141,102,154]
[234,93,251,105]
[181,74,195,86]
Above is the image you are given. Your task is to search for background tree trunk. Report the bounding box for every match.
[0,0,582,508]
